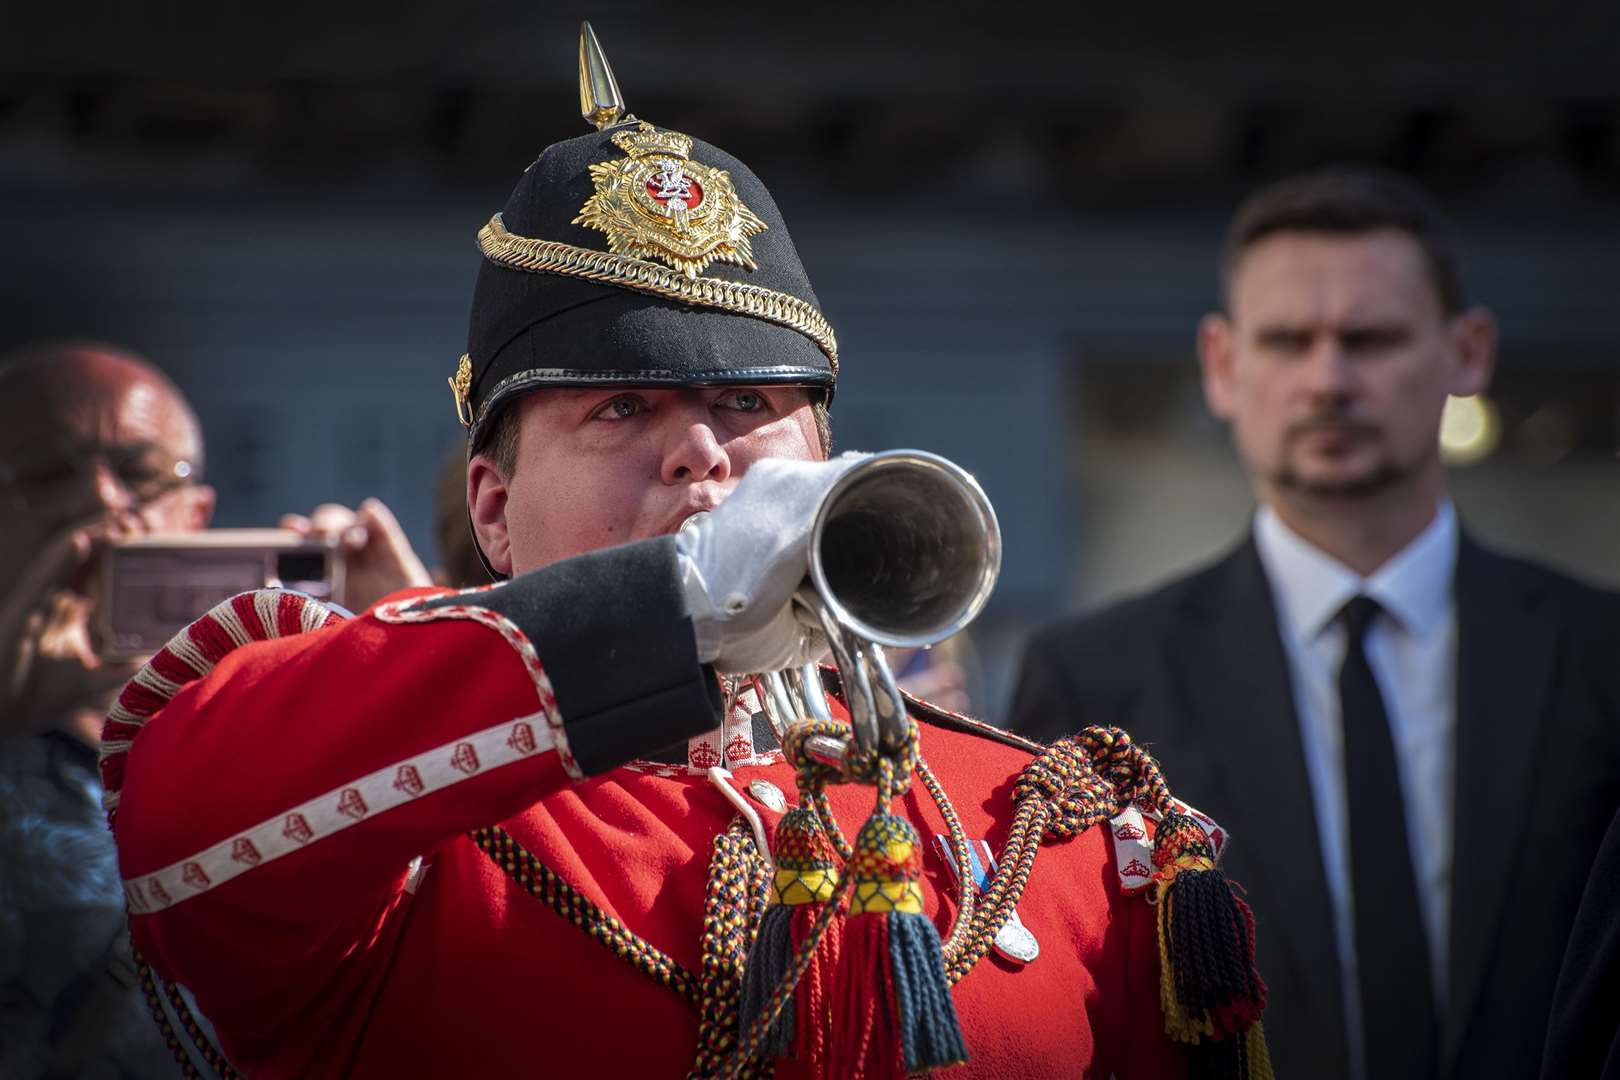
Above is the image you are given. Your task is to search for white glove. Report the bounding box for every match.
[676,453,867,674]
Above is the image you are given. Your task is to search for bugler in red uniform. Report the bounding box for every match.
[103,24,1270,1079]
[104,583,1212,1077]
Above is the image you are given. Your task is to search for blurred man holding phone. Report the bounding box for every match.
[0,342,428,1076]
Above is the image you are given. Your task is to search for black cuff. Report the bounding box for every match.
[417,536,721,775]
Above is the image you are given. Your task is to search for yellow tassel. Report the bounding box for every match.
[1243,1021,1275,1079]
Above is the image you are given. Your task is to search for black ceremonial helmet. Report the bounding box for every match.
[449,22,838,453]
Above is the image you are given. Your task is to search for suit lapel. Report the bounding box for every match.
[1444,536,1557,1071]
[1163,539,1348,1060]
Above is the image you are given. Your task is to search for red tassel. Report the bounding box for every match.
[828,811,967,1079]
[829,911,905,1080]
[791,900,842,1075]
[738,807,846,1071]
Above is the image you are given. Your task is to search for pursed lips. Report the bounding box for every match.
[660,492,727,537]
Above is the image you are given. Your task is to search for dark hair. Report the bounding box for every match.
[471,393,834,479]
[1222,166,1464,315]
[474,404,525,479]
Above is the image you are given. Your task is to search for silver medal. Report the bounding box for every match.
[934,835,1040,965]
[746,779,787,813]
[993,909,1041,964]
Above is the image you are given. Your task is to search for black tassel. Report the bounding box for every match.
[1152,811,1272,1078]
[740,904,797,1056]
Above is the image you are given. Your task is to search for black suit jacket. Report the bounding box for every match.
[1010,532,1620,1080]
[1542,802,1620,1079]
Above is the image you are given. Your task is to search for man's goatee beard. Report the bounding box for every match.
[1271,459,1408,499]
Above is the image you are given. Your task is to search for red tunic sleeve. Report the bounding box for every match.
[106,535,720,1041]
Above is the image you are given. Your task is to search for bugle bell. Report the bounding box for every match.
[753,450,1000,762]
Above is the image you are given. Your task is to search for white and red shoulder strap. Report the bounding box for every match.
[99,589,347,827]
[1109,798,1232,895]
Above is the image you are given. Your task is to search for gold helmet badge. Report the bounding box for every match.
[574,121,768,280]
[573,23,765,279]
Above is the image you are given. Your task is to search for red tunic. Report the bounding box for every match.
[107,580,1189,1078]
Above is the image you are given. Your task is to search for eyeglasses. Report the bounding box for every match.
[0,442,202,517]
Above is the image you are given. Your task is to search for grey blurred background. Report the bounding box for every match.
[3,2,1617,717]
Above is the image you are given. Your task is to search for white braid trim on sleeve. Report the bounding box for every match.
[122,714,556,914]
[164,632,216,681]
[100,590,347,818]
[130,663,183,700]
[376,585,579,780]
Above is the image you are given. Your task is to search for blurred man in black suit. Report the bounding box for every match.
[1011,168,1620,1080]
[1541,802,1620,1079]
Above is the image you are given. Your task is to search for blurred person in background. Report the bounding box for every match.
[276,498,434,612]
[0,342,214,1078]
[1540,802,1620,1078]
[0,344,216,745]
[0,343,431,1077]
[431,442,490,589]
[889,639,974,717]
[1011,168,1620,1079]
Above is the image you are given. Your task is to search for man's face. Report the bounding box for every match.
[472,385,822,575]
[1199,229,1493,501]
[0,353,215,582]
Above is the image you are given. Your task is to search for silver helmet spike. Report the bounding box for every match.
[578,21,629,131]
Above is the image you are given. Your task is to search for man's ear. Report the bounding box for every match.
[1448,305,1497,398]
[1197,313,1238,422]
[467,456,513,577]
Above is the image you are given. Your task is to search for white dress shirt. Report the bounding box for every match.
[1253,501,1458,1078]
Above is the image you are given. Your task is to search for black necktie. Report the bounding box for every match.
[1339,595,1437,1078]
